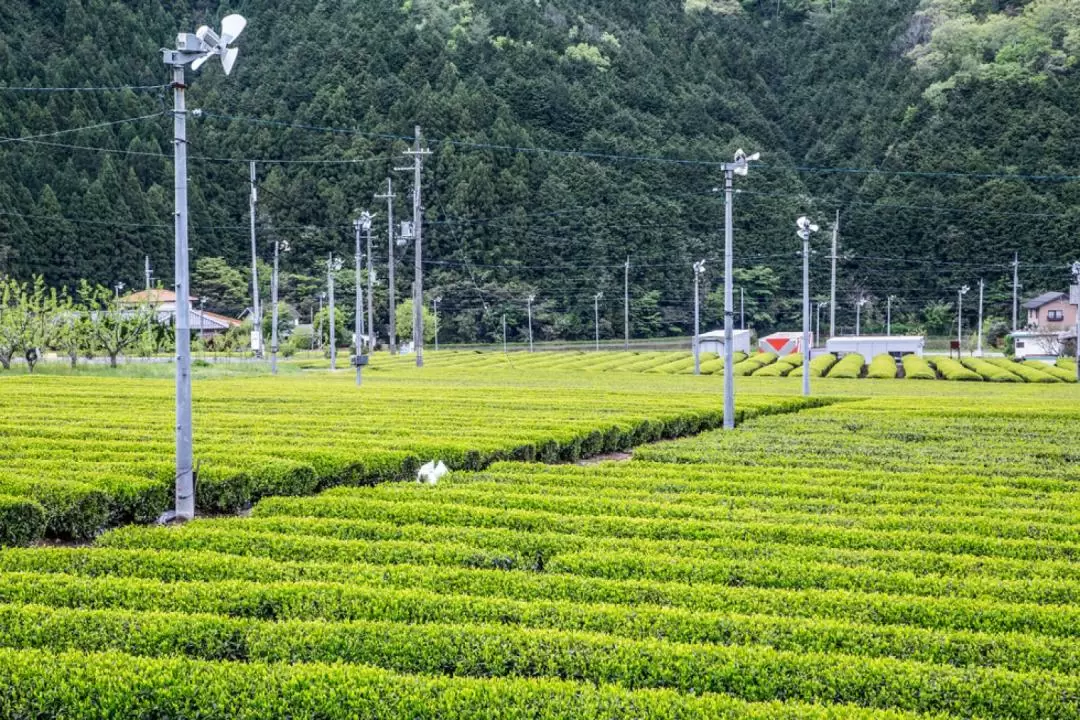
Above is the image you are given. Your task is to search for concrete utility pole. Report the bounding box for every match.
[328,254,337,371]
[719,149,758,430]
[1071,262,1080,382]
[957,285,970,353]
[248,161,262,359]
[855,297,867,336]
[1012,252,1020,333]
[433,296,441,351]
[740,287,745,330]
[594,291,603,351]
[354,212,372,386]
[796,216,819,398]
[375,179,396,355]
[527,294,535,352]
[144,256,152,292]
[693,260,705,376]
[624,257,630,350]
[975,279,985,358]
[816,302,826,347]
[162,12,246,520]
[270,238,283,376]
[399,126,431,368]
[886,295,893,336]
[366,214,375,353]
[829,210,839,340]
[502,314,507,354]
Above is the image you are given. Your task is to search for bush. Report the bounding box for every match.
[900,355,935,380]
[865,354,898,379]
[0,495,46,545]
[961,358,1021,383]
[930,357,981,381]
[825,353,864,379]
[984,358,1058,383]
[790,353,837,378]
[1022,360,1077,383]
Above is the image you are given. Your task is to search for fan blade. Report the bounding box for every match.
[195,26,219,48]
[221,47,239,76]
[220,14,247,45]
[190,53,211,72]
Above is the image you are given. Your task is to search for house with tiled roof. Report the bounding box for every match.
[1023,291,1076,329]
[119,289,242,339]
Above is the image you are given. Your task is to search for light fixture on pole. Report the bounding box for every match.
[715,149,759,430]
[270,238,288,376]
[886,295,894,336]
[353,212,372,386]
[1071,261,1080,381]
[974,279,985,358]
[433,296,441,351]
[161,13,246,522]
[114,281,125,301]
[855,297,868,336]
[957,284,970,354]
[692,259,706,376]
[328,254,343,371]
[816,301,827,347]
[796,216,819,397]
[527,294,536,352]
[594,291,603,351]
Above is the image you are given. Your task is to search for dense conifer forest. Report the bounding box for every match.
[1,0,1077,341]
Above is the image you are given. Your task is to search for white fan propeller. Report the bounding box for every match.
[192,14,247,75]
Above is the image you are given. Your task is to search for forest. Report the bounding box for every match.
[0,0,1077,343]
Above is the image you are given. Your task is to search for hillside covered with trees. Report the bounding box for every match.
[0,0,1077,343]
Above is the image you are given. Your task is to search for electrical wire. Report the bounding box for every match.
[0,84,170,92]
[0,112,165,146]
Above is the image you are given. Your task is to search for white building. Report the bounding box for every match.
[119,289,241,339]
[1009,331,1065,360]
[826,335,924,358]
[698,329,752,356]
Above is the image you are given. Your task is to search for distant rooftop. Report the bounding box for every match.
[119,289,198,304]
[1022,291,1066,310]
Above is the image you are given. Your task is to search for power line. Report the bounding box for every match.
[0,112,165,146]
[0,84,169,93]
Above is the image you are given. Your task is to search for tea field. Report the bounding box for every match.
[0,359,1078,718]
[0,366,818,543]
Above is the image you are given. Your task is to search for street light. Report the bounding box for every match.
[433,296,442,351]
[957,284,970,353]
[715,148,759,430]
[855,297,868,336]
[796,216,819,397]
[594,291,603,351]
[816,301,827,348]
[270,238,289,375]
[527,294,536,352]
[354,212,372,386]
[692,260,706,376]
[161,13,246,521]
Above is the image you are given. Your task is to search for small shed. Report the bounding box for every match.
[1010,331,1064,360]
[698,329,752,356]
[759,332,812,357]
[826,335,924,358]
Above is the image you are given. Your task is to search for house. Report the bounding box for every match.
[1023,292,1077,329]
[826,336,925,359]
[119,289,242,339]
[698,329,752,356]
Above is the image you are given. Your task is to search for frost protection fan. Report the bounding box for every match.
[417,460,449,485]
[192,14,247,75]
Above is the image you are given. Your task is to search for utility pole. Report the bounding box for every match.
[975,279,984,357]
[856,297,867,336]
[162,12,246,521]
[829,210,839,339]
[594,292,603,351]
[1012,252,1020,333]
[354,212,371,385]
[366,214,375,353]
[719,149,758,430]
[270,238,282,375]
[328,254,337,371]
[433,296,441,351]
[502,314,507,354]
[886,295,893,336]
[739,287,745,330]
[248,161,262,359]
[957,285,970,354]
[796,216,819,398]
[1072,262,1080,382]
[623,257,630,351]
[527,294,535,352]
[375,179,396,355]
[693,260,705,375]
[144,255,152,292]
[399,126,431,368]
[816,302,826,347]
